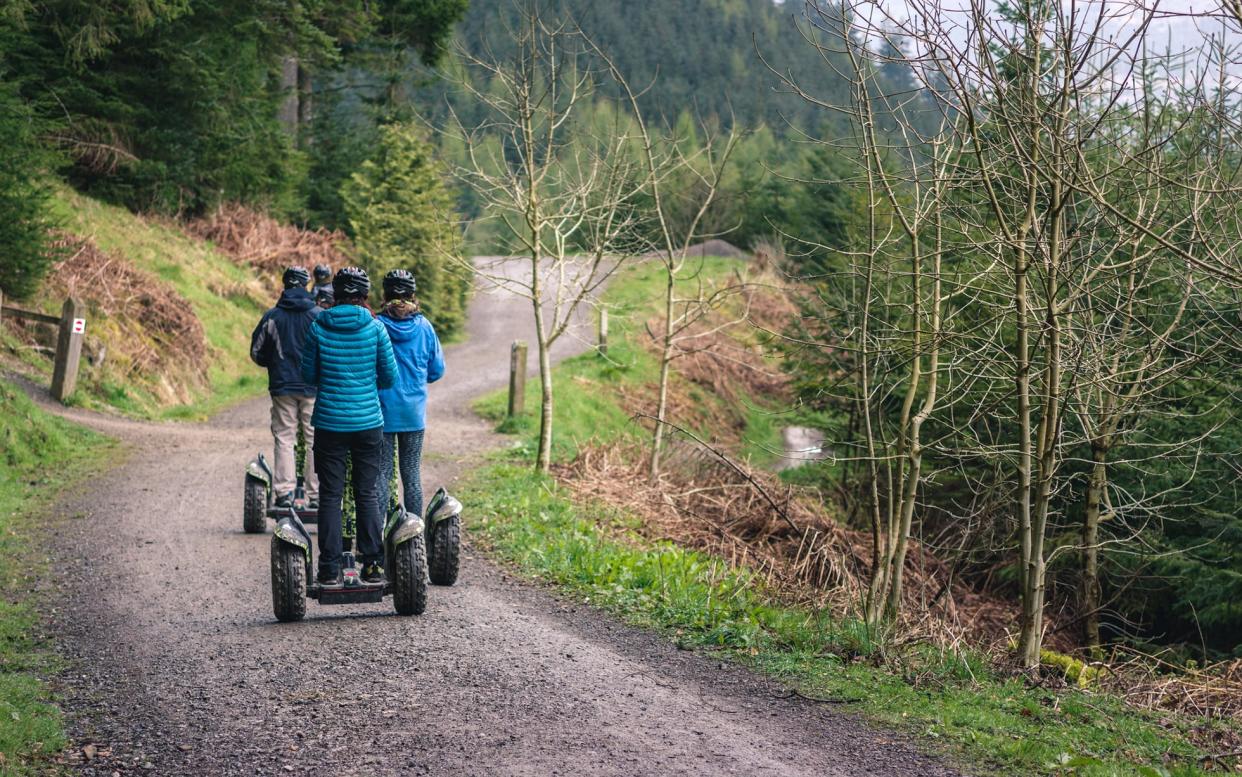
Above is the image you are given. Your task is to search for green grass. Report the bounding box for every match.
[34,188,267,419]
[473,256,749,461]
[463,462,1231,776]
[0,379,114,774]
[461,258,1237,776]
[740,400,787,468]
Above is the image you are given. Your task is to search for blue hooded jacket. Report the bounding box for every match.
[377,312,445,432]
[301,304,397,432]
[249,288,320,396]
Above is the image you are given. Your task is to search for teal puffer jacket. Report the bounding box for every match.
[301,304,397,432]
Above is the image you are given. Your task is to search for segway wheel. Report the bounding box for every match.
[427,515,461,586]
[392,535,428,616]
[243,476,267,534]
[271,538,306,622]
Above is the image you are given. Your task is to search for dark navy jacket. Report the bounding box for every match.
[250,288,321,396]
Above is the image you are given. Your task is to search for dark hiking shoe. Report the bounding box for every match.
[317,569,343,588]
[274,492,295,509]
[307,497,319,510]
[361,563,385,584]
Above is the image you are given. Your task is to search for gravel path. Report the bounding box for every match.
[28,267,961,776]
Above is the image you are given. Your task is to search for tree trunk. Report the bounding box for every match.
[648,269,676,481]
[884,439,920,618]
[531,252,553,473]
[297,64,313,148]
[536,331,554,473]
[856,98,886,628]
[278,57,298,136]
[1082,445,1107,649]
[885,180,944,620]
[1014,239,1040,668]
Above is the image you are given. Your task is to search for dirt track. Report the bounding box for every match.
[31,267,961,776]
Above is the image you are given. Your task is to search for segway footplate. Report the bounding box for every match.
[312,581,388,605]
[268,507,318,525]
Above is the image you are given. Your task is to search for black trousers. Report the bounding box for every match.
[313,426,384,574]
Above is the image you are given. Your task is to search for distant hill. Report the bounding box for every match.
[433,0,862,133]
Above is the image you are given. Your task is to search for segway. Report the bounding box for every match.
[243,446,318,532]
[270,497,428,621]
[268,460,462,621]
[243,453,319,532]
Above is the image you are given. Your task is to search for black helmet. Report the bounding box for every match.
[315,286,335,306]
[332,265,370,297]
[382,269,417,298]
[313,264,331,283]
[283,265,311,289]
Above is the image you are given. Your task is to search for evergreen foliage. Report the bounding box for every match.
[5,1,466,216]
[343,122,469,337]
[437,0,861,133]
[0,19,60,300]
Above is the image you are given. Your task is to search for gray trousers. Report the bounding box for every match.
[270,394,318,498]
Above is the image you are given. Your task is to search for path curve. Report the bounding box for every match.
[31,265,959,776]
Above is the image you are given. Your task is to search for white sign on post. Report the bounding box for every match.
[72,318,86,334]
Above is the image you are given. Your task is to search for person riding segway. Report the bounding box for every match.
[267,266,428,621]
[375,270,459,585]
[302,266,394,589]
[314,285,334,309]
[312,264,333,300]
[245,266,321,533]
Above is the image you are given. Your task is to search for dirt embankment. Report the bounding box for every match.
[2,199,352,413]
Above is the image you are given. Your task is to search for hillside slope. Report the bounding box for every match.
[2,190,269,419]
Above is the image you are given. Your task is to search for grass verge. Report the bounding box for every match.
[460,259,1236,776]
[473,257,759,462]
[0,379,114,774]
[464,462,1230,776]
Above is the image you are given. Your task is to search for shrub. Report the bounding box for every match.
[342,122,470,337]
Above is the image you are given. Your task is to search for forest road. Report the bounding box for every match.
[32,260,961,776]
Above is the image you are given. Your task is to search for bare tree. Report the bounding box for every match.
[766,5,967,628]
[442,7,644,472]
[918,0,1242,667]
[778,0,1242,665]
[593,54,744,480]
[1061,49,1238,648]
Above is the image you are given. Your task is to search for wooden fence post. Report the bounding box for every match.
[508,340,527,418]
[598,308,609,357]
[50,298,84,403]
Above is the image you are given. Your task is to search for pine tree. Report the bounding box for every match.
[342,122,469,336]
[0,19,59,300]
[7,1,468,218]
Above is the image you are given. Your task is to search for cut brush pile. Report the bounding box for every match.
[1102,654,1242,725]
[6,234,209,404]
[657,285,795,410]
[185,203,351,291]
[556,439,1040,652]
